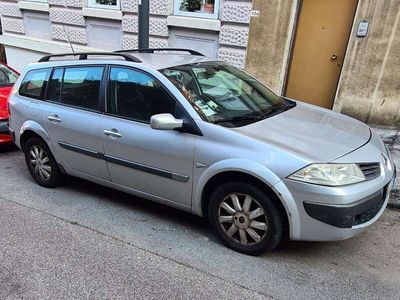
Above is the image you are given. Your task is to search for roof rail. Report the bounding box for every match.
[38,52,141,63]
[115,48,205,56]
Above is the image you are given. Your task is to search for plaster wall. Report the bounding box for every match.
[245,0,296,93]
[333,0,400,127]
[245,0,400,126]
[4,45,44,71]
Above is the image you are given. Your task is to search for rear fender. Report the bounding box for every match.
[18,120,66,168]
[19,120,50,147]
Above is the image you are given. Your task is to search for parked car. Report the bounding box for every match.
[0,62,19,144]
[8,49,396,255]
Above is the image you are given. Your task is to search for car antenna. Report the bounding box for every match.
[61,0,75,54]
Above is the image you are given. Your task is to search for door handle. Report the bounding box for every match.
[331,54,338,60]
[48,115,62,123]
[104,129,122,138]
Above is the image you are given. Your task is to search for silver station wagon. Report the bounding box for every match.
[8,49,396,255]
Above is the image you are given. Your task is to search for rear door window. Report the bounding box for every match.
[47,66,104,111]
[19,68,51,100]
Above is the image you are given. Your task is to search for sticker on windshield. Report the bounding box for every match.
[218,96,249,110]
[195,100,216,117]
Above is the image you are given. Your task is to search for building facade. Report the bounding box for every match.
[0,0,399,126]
[0,0,251,70]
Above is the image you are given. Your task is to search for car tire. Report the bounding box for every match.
[208,182,283,255]
[24,137,63,188]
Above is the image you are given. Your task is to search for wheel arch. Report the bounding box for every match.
[193,160,300,240]
[19,120,50,151]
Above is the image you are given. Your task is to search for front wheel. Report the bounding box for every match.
[24,137,63,188]
[208,182,283,255]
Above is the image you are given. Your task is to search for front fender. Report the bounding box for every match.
[192,159,301,240]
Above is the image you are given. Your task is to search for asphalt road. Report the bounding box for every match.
[1,146,400,299]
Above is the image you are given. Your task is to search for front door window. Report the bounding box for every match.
[108,67,176,122]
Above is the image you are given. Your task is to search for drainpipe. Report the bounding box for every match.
[138,0,150,49]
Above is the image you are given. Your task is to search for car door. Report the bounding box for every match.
[42,65,109,180]
[102,66,196,206]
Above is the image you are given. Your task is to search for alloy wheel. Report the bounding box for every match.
[218,193,268,246]
[29,145,52,181]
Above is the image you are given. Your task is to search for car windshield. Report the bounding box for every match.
[0,64,18,88]
[161,62,295,127]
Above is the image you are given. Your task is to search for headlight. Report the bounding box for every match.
[288,164,365,186]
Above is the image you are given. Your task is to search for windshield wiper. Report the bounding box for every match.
[256,103,296,120]
[213,103,296,125]
[213,115,259,124]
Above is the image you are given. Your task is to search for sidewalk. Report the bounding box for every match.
[371,127,400,208]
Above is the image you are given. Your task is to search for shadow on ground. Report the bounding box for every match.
[64,175,210,234]
[0,144,19,154]
[62,174,341,256]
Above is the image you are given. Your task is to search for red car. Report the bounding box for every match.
[0,62,19,144]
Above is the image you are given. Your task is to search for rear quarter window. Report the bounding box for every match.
[19,68,51,100]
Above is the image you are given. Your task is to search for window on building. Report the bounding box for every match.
[88,0,121,10]
[19,68,51,100]
[108,67,176,123]
[174,0,219,19]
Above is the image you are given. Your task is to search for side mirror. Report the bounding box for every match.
[150,113,183,130]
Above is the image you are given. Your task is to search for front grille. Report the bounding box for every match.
[358,163,381,180]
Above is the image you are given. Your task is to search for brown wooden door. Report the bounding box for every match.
[285,0,358,108]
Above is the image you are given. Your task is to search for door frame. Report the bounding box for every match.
[280,0,359,109]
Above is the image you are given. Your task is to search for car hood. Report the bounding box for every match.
[0,86,12,119]
[234,102,371,162]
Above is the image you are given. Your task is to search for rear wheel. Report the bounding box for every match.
[24,137,62,188]
[208,182,283,255]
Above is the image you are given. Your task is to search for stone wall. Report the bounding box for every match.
[0,1,24,35]
[121,0,170,50]
[49,0,87,45]
[0,0,253,68]
[218,0,252,68]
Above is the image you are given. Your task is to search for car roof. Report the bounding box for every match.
[122,52,217,70]
[30,52,218,71]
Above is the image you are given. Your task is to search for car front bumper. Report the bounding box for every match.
[303,182,391,229]
[279,133,396,241]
